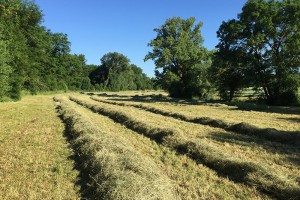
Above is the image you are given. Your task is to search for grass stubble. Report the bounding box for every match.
[54,96,177,200]
[90,96,300,144]
[71,94,300,199]
[1,92,298,199]
[93,91,300,132]
[57,95,266,199]
[0,95,80,199]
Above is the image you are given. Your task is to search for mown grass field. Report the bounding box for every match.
[1,91,299,199]
[0,95,80,199]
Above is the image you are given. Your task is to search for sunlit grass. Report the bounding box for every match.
[99,93,300,132]
[55,96,177,199]
[0,95,80,199]
[1,92,298,199]
[60,95,266,199]
[72,93,300,199]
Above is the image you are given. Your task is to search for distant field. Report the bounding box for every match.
[1,91,299,199]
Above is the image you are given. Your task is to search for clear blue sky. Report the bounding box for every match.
[35,0,247,77]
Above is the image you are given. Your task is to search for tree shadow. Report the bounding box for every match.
[208,131,300,167]
[278,117,300,123]
[95,93,300,115]
[223,101,300,115]
[97,93,213,105]
[57,111,95,200]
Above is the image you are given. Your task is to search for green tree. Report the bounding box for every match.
[0,0,96,99]
[0,0,29,100]
[100,52,131,90]
[130,64,153,90]
[211,19,248,101]
[0,22,12,100]
[145,17,211,98]
[215,0,300,105]
[89,52,152,91]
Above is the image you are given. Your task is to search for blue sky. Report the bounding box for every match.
[35,0,247,77]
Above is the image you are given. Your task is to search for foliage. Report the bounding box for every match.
[214,0,300,105]
[0,0,105,99]
[89,52,153,91]
[210,48,247,101]
[0,1,88,97]
[145,17,211,98]
[0,22,12,100]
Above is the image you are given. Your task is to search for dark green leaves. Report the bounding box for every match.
[145,17,210,98]
[214,0,300,105]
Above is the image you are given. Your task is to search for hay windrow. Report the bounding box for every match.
[54,97,177,200]
[70,96,300,199]
[90,96,300,144]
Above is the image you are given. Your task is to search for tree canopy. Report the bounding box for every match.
[213,0,300,105]
[1,0,299,106]
[0,0,152,101]
[89,52,152,91]
[145,17,211,98]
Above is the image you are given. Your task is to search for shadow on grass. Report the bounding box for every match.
[96,93,300,115]
[225,101,300,115]
[71,96,300,199]
[57,111,94,200]
[278,117,300,123]
[92,96,300,146]
[208,131,300,167]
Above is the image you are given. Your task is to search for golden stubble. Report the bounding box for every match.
[0,95,80,199]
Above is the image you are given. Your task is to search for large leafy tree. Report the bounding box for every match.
[90,52,153,91]
[145,17,211,98]
[0,22,12,100]
[0,0,96,98]
[211,20,248,101]
[0,0,30,99]
[215,0,300,105]
[100,52,131,90]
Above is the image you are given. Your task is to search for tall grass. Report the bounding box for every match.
[70,96,300,199]
[90,96,300,144]
[54,97,177,200]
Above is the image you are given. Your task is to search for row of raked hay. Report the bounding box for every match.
[66,94,300,199]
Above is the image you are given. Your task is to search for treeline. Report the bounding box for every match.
[0,0,152,101]
[147,0,300,106]
[89,52,153,91]
[1,0,299,106]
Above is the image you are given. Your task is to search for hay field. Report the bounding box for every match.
[0,95,80,199]
[70,93,300,199]
[1,92,299,199]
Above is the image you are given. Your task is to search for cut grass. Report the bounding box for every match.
[62,95,267,199]
[70,94,300,199]
[54,96,177,200]
[0,95,80,199]
[93,92,300,132]
[90,96,300,144]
